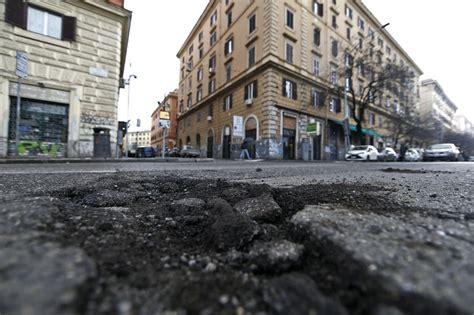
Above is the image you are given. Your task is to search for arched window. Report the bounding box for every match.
[196,134,201,147]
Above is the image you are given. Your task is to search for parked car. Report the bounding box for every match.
[404,148,421,162]
[179,146,201,158]
[135,146,156,158]
[165,147,181,157]
[345,145,379,161]
[378,147,398,162]
[423,143,460,161]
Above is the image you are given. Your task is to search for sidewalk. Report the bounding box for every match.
[0,157,216,164]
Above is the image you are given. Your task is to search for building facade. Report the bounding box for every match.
[125,130,150,154]
[453,114,473,137]
[150,90,178,154]
[0,0,131,158]
[420,79,457,142]
[176,0,422,160]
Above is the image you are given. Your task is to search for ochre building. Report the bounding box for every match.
[176,0,421,160]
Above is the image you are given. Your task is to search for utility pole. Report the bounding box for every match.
[125,74,137,158]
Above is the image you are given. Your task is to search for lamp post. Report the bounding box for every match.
[125,74,137,158]
[343,23,389,152]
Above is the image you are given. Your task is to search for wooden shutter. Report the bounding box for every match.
[282,79,286,96]
[5,0,27,28]
[229,94,233,109]
[62,16,77,41]
[254,81,258,98]
[244,84,249,100]
[292,82,297,100]
[317,3,324,17]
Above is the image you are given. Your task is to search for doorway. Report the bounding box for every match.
[207,129,214,158]
[222,126,231,159]
[282,115,296,160]
[245,117,257,158]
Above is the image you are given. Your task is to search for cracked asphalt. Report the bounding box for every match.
[0,160,473,315]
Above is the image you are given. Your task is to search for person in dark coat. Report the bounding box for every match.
[240,140,251,160]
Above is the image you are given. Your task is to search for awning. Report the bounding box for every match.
[334,120,382,138]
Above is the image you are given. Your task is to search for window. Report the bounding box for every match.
[223,94,233,111]
[311,89,324,107]
[199,47,203,59]
[378,115,383,127]
[368,28,375,40]
[369,112,375,125]
[198,31,203,42]
[346,27,351,40]
[249,14,257,34]
[5,1,77,41]
[357,17,365,30]
[313,28,321,46]
[208,79,216,94]
[286,9,294,29]
[210,11,217,26]
[26,6,63,40]
[208,103,214,117]
[225,63,232,82]
[224,37,233,55]
[386,97,391,108]
[378,37,384,48]
[188,78,192,90]
[248,46,256,67]
[312,55,320,76]
[330,64,337,84]
[209,55,216,70]
[285,42,294,64]
[244,81,258,100]
[386,46,391,55]
[227,11,232,27]
[188,45,193,54]
[210,31,217,46]
[358,37,363,50]
[197,67,203,81]
[331,39,338,57]
[332,14,337,28]
[313,0,323,17]
[330,97,341,112]
[197,88,203,102]
[345,5,353,19]
[187,95,192,108]
[282,79,297,100]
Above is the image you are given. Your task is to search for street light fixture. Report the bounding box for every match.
[343,22,390,152]
[125,74,137,158]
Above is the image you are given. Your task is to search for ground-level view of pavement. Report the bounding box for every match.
[0,161,473,315]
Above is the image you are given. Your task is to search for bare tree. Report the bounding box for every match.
[337,40,416,145]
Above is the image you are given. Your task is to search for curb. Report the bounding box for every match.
[0,158,216,164]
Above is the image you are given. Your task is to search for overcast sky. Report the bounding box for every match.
[119,0,474,132]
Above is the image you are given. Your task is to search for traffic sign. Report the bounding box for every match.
[159,111,170,120]
[159,119,170,128]
[16,51,28,79]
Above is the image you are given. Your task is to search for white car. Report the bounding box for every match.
[404,148,421,162]
[345,145,379,161]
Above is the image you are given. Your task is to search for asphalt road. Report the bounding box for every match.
[0,160,473,315]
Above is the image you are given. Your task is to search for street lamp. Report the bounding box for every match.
[125,74,137,158]
[343,23,390,151]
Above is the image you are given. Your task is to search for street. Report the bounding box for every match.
[0,160,473,315]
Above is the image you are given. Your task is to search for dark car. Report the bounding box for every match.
[180,146,200,158]
[135,146,156,158]
[165,147,180,157]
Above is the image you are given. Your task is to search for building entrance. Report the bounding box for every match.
[8,97,68,157]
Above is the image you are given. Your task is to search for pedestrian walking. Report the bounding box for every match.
[240,140,251,160]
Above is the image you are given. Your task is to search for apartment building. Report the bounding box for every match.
[420,79,457,142]
[453,114,473,136]
[125,130,150,153]
[151,90,178,153]
[176,0,422,160]
[0,0,131,158]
